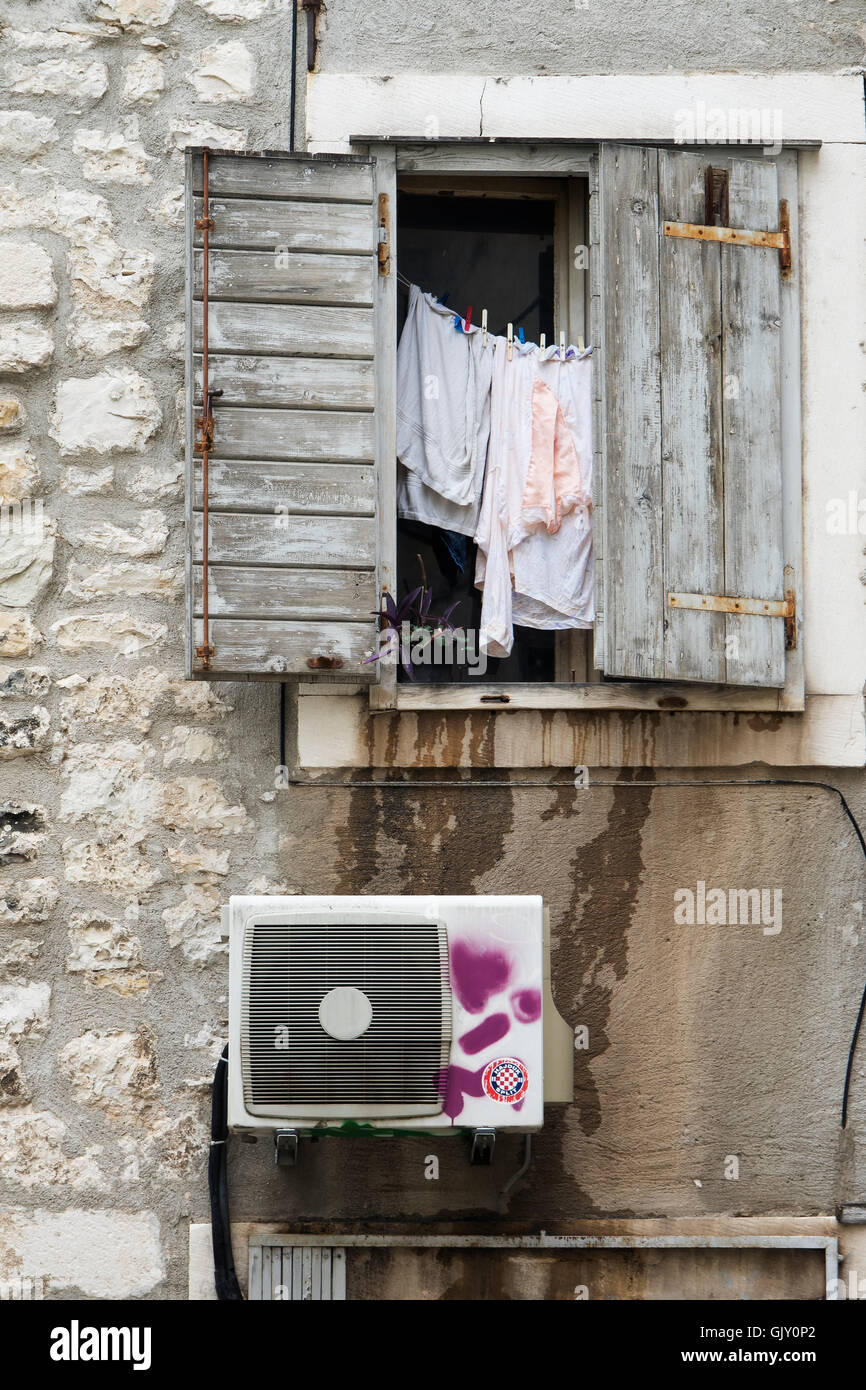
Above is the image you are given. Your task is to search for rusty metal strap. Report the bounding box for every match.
[664,199,792,277]
[668,590,796,649]
[668,592,792,619]
[194,146,218,671]
[663,222,785,250]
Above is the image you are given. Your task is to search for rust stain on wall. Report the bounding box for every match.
[333,778,515,893]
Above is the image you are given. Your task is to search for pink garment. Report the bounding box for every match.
[521,377,589,535]
[474,340,594,658]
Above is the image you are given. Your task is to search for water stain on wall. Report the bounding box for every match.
[540,772,655,1137]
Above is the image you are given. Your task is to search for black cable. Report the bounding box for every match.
[209,1045,243,1300]
[289,0,297,152]
[285,771,866,1126]
[279,681,287,770]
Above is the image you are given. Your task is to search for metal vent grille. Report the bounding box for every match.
[249,1241,346,1301]
[241,918,451,1117]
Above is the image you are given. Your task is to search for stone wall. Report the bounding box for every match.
[0,0,300,1299]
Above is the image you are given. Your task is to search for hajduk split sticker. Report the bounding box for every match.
[482,1056,529,1104]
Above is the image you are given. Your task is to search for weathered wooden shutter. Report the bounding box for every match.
[593,144,795,686]
[185,148,391,680]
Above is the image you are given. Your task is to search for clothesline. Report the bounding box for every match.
[397,272,585,356]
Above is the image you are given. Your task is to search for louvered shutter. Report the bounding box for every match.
[592,144,795,687]
[185,148,390,680]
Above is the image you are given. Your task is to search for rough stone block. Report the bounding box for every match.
[188,41,256,103]
[0,612,43,658]
[4,59,109,100]
[50,611,167,655]
[50,371,160,455]
[0,111,58,158]
[73,129,153,185]
[0,243,57,309]
[0,321,53,373]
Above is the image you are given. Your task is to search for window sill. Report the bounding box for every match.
[375,681,803,714]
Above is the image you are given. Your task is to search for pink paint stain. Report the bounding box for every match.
[450,939,511,1014]
[510,988,541,1024]
[459,1012,510,1055]
[435,1064,486,1120]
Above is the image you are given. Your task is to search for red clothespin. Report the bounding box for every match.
[464,304,473,332]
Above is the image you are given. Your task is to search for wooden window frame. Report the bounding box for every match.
[352,140,805,715]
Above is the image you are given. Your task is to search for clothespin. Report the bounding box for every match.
[507,322,513,361]
[453,313,464,332]
[481,308,488,348]
[518,325,525,345]
[540,333,546,349]
[559,331,566,359]
[578,335,585,353]
[464,304,473,333]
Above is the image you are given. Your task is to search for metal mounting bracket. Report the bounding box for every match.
[274,1129,299,1167]
[469,1128,496,1166]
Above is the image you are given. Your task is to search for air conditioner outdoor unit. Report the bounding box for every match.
[226,895,572,1159]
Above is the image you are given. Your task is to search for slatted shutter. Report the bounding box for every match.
[592,144,797,687]
[185,148,392,680]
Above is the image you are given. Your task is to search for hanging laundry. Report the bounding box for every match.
[474,340,594,658]
[396,284,494,538]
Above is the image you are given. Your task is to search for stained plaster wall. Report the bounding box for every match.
[0,0,864,1301]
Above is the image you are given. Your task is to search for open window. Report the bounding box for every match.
[185,141,803,712]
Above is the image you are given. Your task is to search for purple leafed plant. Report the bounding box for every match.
[364,585,463,679]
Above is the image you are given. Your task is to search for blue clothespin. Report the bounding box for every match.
[518,326,525,344]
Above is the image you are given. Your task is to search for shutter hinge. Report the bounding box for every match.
[377,193,391,276]
[194,387,222,457]
[664,198,792,280]
[667,589,797,650]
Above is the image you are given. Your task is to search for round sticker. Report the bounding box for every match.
[482,1056,529,1104]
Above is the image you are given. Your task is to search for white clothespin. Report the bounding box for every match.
[559,331,566,359]
[540,333,546,349]
[578,336,585,353]
[481,308,488,349]
[507,322,514,362]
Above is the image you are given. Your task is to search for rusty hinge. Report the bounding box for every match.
[664,198,792,280]
[668,589,797,649]
[377,193,390,276]
[194,387,222,457]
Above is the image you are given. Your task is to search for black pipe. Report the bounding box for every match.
[289,0,297,151]
[209,1045,243,1301]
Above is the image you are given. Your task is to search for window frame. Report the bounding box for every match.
[352,139,804,715]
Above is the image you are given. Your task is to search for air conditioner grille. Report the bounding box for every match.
[242,921,451,1114]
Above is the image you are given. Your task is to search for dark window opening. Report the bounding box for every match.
[395,188,559,683]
